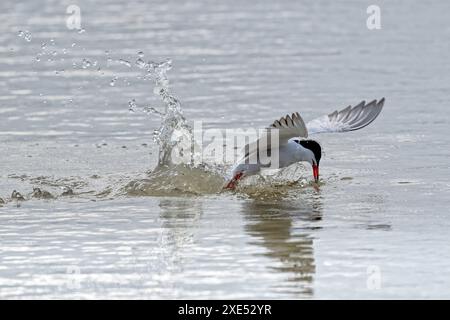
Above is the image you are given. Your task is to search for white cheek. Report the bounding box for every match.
[306,151,315,165]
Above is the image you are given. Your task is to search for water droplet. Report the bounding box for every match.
[82,58,91,69]
[153,87,163,95]
[135,58,147,69]
[62,48,67,54]
[128,99,137,111]
[138,51,144,58]
[18,30,32,42]
[35,55,41,62]
[109,76,118,86]
[163,58,172,69]
[147,61,156,71]
[118,59,131,67]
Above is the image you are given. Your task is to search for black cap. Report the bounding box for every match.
[298,140,322,164]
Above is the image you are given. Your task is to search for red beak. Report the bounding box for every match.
[312,164,319,183]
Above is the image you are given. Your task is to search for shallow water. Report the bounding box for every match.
[1,0,450,299]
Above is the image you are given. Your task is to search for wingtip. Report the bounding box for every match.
[366,99,378,107]
[356,100,366,108]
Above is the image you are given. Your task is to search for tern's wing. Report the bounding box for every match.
[241,112,308,160]
[306,98,385,135]
[269,112,309,142]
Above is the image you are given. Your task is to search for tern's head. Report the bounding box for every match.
[298,139,322,183]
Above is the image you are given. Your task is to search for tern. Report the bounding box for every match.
[225,98,385,189]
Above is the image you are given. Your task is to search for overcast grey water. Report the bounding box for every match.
[1,0,450,299]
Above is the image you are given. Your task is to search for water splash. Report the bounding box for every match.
[136,58,196,167]
[124,166,225,196]
[128,99,164,117]
[120,57,231,195]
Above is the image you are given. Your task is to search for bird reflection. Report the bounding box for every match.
[242,190,323,297]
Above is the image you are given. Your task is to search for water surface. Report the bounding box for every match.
[1,0,450,299]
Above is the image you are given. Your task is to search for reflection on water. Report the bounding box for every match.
[242,190,322,297]
[135,198,204,295]
[159,198,203,246]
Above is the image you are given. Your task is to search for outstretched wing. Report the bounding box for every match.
[269,112,308,142]
[306,98,385,135]
[242,112,308,160]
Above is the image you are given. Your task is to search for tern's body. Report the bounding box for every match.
[231,140,308,177]
[225,98,385,189]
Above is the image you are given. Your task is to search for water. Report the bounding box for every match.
[1,0,450,299]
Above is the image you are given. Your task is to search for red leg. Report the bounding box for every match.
[224,172,244,190]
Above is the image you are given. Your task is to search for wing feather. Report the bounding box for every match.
[268,112,308,142]
[306,98,385,134]
[241,112,308,161]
